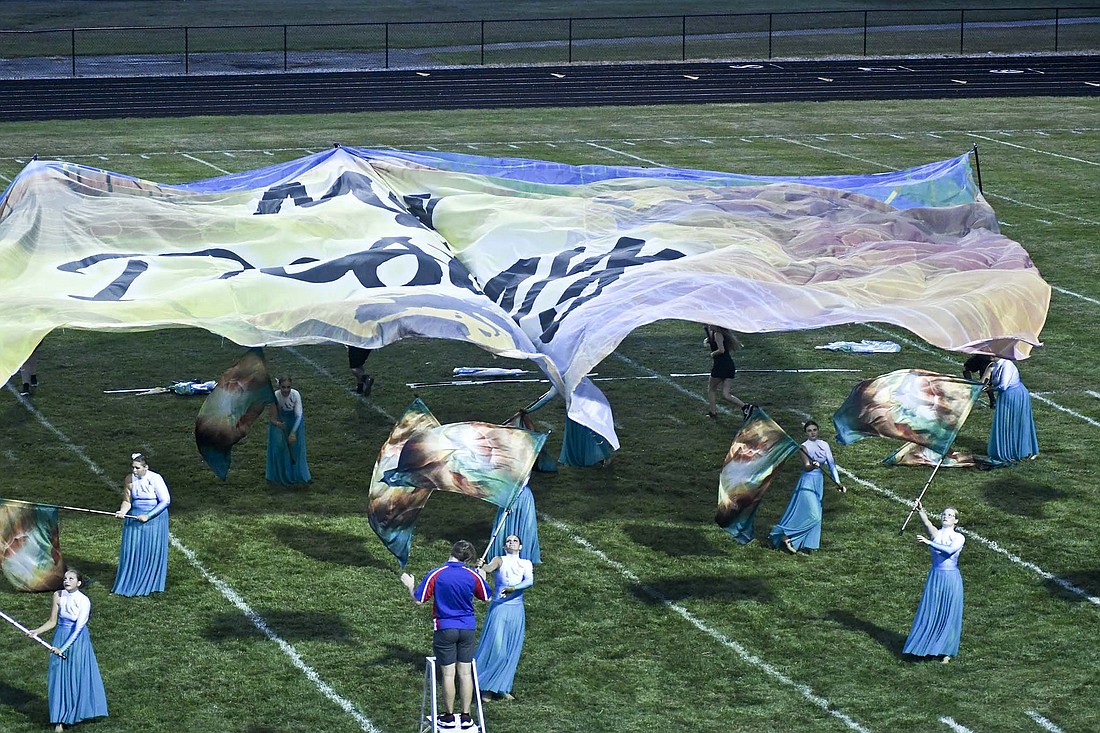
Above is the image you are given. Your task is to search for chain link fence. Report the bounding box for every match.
[1,8,1097,78]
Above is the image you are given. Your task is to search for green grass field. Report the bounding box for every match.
[1,97,1098,733]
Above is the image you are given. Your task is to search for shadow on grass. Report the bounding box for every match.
[361,642,430,673]
[627,574,773,604]
[0,681,44,724]
[202,610,353,643]
[1044,568,1100,604]
[58,555,116,590]
[823,609,908,658]
[272,523,392,570]
[980,476,1062,518]
[246,726,296,733]
[622,523,726,557]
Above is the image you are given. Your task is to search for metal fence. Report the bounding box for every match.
[1,7,1097,78]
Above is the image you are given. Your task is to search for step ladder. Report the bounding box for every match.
[418,655,487,733]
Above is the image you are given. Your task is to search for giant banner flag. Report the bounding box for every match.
[716,409,801,544]
[0,149,1049,447]
[0,501,65,592]
[195,348,278,479]
[833,369,986,455]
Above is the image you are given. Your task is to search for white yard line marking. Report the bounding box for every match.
[585,142,664,167]
[839,468,1100,607]
[1052,285,1100,307]
[180,152,232,175]
[542,513,873,733]
[4,383,384,733]
[1086,390,1100,400]
[0,171,11,183]
[940,718,975,733]
[286,347,397,423]
[967,133,1100,167]
[1025,711,1064,732]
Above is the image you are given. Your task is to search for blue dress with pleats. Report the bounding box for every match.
[48,590,108,725]
[474,556,533,695]
[904,531,964,658]
[769,439,838,551]
[266,408,311,484]
[113,471,170,597]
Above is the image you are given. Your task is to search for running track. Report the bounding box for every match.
[0,53,1096,121]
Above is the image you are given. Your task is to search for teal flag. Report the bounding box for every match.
[195,348,277,479]
[0,501,65,592]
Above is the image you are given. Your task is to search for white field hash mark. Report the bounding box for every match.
[4,383,385,733]
[1026,710,1064,732]
[542,513,873,733]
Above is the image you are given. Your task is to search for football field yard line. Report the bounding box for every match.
[4,383,385,733]
[966,133,1100,167]
[940,717,975,733]
[1026,710,1065,732]
[541,513,874,733]
[179,152,232,175]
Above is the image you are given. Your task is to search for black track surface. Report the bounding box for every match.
[0,54,1096,121]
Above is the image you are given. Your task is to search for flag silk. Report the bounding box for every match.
[883,442,985,468]
[1,149,1049,448]
[195,348,277,479]
[0,501,64,592]
[716,409,801,544]
[368,399,441,568]
[383,422,548,509]
[506,411,557,473]
[833,369,985,455]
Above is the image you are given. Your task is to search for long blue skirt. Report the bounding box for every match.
[988,383,1039,463]
[48,620,108,725]
[768,470,823,551]
[488,488,541,564]
[112,499,168,596]
[903,567,963,658]
[473,600,526,695]
[558,418,612,467]
[266,410,311,484]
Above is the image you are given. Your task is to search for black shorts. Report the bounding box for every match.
[347,346,372,369]
[433,628,476,666]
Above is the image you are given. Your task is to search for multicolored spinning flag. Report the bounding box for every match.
[832,369,985,455]
[383,422,547,509]
[367,399,442,568]
[716,408,801,544]
[195,348,278,479]
[0,501,64,592]
[883,442,984,468]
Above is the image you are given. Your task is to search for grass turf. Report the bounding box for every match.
[0,97,1098,733]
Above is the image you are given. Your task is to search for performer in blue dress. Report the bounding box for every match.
[30,569,108,732]
[266,376,311,484]
[984,357,1038,464]
[769,420,845,553]
[903,502,964,663]
[112,452,170,596]
[487,484,541,564]
[558,417,613,467]
[474,535,534,702]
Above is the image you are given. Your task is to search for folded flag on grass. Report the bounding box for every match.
[833,369,985,456]
[883,442,985,468]
[195,348,277,479]
[716,408,801,544]
[0,501,64,592]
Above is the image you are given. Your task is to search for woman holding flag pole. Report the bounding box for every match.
[474,534,534,702]
[29,568,109,731]
[768,420,845,553]
[112,452,170,596]
[266,375,311,484]
[903,500,964,663]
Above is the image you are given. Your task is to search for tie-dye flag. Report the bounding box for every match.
[716,409,801,544]
[195,348,277,479]
[833,369,985,456]
[505,411,557,473]
[883,442,985,468]
[367,399,442,568]
[0,149,1049,453]
[0,501,64,592]
[384,422,547,510]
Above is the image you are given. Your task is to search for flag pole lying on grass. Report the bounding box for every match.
[0,497,140,520]
[0,609,65,658]
[407,369,864,389]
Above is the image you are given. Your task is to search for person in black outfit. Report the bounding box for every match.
[962,354,995,409]
[704,324,753,419]
[347,346,374,396]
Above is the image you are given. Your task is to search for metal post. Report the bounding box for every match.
[568,18,573,63]
[1054,8,1060,52]
[184,26,189,75]
[681,15,686,62]
[480,20,485,65]
[959,10,965,55]
[767,14,773,59]
[70,28,76,77]
[283,25,288,72]
[385,23,389,69]
[862,10,868,56]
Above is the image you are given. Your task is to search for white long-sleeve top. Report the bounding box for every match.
[56,589,91,653]
[130,469,171,517]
